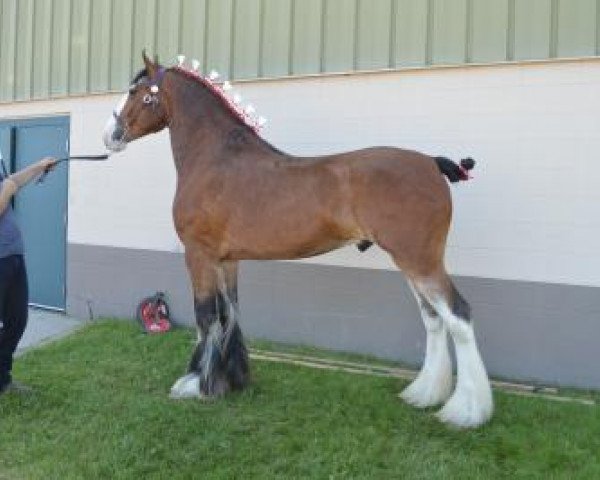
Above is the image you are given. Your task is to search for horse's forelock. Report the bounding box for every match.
[131,68,149,85]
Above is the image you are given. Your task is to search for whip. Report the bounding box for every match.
[37,154,111,184]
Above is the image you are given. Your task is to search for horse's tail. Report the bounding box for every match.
[434,156,475,183]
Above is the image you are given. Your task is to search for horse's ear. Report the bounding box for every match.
[142,50,158,78]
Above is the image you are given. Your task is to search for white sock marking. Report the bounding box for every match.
[169,373,201,399]
[400,289,453,408]
[433,309,494,428]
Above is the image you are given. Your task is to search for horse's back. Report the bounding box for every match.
[315,146,451,211]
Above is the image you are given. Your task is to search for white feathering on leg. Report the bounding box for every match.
[400,324,453,407]
[400,284,453,408]
[169,373,201,399]
[432,310,493,428]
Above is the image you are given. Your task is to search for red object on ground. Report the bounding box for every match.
[136,292,171,334]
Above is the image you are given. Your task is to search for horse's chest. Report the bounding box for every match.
[172,193,218,243]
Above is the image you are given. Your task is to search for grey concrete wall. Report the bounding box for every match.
[67,244,195,323]
[67,243,600,389]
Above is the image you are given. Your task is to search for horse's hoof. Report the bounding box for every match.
[169,373,201,399]
[399,371,453,408]
[435,385,493,428]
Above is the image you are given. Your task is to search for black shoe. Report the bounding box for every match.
[0,380,33,395]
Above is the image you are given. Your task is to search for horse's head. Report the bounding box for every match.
[103,52,170,152]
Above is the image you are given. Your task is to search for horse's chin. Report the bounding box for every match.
[105,141,128,153]
[102,135,128,153]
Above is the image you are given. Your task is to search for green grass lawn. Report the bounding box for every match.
[1,321,599,479]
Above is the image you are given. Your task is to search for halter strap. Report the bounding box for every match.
[149,67,167,89]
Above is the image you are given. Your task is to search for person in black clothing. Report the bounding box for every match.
[0,157,56,395]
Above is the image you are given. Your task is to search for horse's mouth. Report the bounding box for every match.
[104,136,128,152]
[102,117,128,152]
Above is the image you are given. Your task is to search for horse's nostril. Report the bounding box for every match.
[112,124,124,142]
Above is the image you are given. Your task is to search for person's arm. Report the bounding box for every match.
[0,157,57,215]
[0,177,18,215]
[9,157,57,188]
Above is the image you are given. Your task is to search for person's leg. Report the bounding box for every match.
[0,256,14,388]
[0,255,28,390]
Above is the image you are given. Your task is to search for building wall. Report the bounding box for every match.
[62,60,600,288]
[1,0,600,103]
[1,59,598,387]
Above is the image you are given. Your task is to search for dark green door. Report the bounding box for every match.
[0,116,69,310]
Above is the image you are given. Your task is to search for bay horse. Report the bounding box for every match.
[103,53,493,428]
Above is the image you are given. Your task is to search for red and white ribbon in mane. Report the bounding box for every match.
[174,55,267,134]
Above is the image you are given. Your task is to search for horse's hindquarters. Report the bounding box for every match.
[349,152,453,276]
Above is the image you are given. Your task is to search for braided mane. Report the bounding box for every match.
[172,67,262,134]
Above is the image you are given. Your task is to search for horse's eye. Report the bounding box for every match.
[128,85,137,95]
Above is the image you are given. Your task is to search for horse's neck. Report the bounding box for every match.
[166,75,277,178]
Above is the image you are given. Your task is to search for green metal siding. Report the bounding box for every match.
[32,0,52,99]
[70,0,92,95]
[431,0,468,64]
[205,0,233,78]
[291,0,322,74]
[261,0,292,77]
[156,0,181,64]
[0,0,17,101]
[50,0,71,98]
[323,0,357,73]
[179,0,206,70]
[233,0,260,79]
[514,0,552,60]
[557,0,597,57]
[356,0,392,70]
[470,0,509,63]
[394,0,428,67]
[15,0,34,101]
[109,0,133,91]
[89,0,112,93]
[133,0,157,71]
[0,0,599,103]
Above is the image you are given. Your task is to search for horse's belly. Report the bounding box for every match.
[223,243,344,261]
[221,226,357,261]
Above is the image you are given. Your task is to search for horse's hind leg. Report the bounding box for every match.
[411,270,493,427]
[399,281,453,408]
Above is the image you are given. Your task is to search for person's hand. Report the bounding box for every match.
[37,157,57,173]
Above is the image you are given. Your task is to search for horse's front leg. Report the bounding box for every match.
[169,248,218,398]
[216,261,250,391]
[169,252,248,399]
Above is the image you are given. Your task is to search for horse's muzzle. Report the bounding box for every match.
[112,112,126,141]
[103,111,128,152]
